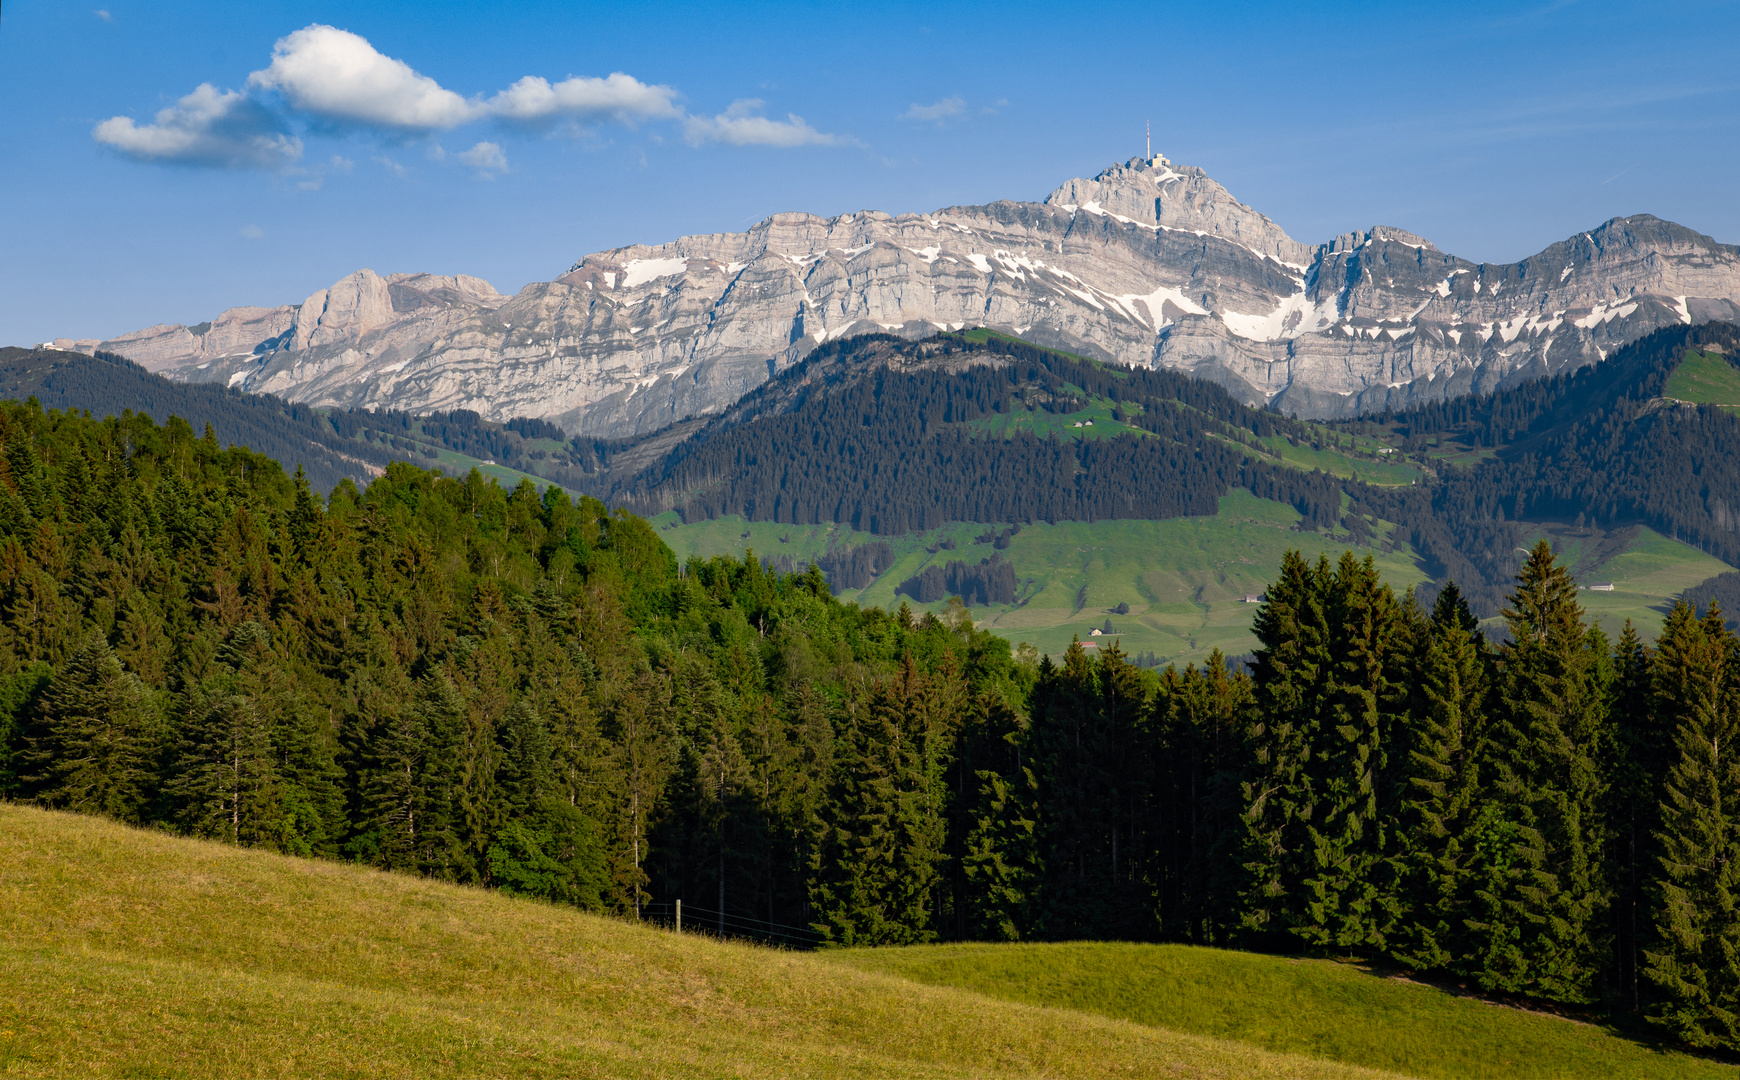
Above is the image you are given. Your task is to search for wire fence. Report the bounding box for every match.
[639,900,823,950]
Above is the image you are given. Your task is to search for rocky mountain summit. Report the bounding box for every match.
[57,154,1740,436]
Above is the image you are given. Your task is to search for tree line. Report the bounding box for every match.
[896,556,1019,606]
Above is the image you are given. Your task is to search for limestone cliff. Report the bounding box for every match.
[63,154,1740,435]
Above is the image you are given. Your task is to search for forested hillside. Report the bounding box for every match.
[0,346,591,494]
[9,396,1740,1054]
[1376,324,1740,612]
[595,332,1350,535]
[31,329,1740,624]
[591,325,1740,616]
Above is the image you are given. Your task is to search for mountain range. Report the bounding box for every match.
[50,154,1740,438]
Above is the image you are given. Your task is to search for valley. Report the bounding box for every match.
[15,323,1740,667]
[658,500,1731,663]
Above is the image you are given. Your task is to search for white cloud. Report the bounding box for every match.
[93,83,302,168]
[459,140,507,174]
[901,96,965,123]
[241,224,265,239]
[94,9,112,21]
[373,155,408,178]
[683,100,845,147]
[485,73,680,125]
[100,24,834,170]
[248,24,475,131]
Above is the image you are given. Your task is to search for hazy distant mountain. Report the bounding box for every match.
[54,153,1740,436]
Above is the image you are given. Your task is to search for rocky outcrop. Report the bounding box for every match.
[69,154,1740,435]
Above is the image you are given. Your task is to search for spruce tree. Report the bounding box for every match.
[26,633,156,821]
[1643,603,1740,1048]
[1611,618,1662,1010]
[1478,540,1613,1003]
[1240,550,1323,947]
[810,660,948,945]
[1391,583,1490,973]
[1151,651,1253,945]
[1241,551,1411,952]
[171,623,284,847]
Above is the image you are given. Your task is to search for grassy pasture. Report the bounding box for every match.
[831,942,1733,1080]
[657,490,1427,665]
[661,499,1734,666]
[0,805,1393,1079]
[1662,349,1740,407]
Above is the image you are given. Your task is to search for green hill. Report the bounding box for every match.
[604,324,1740,635]
[0,804,1392,1079]
[4,805,1727,1079]
[832,943,1730,1080]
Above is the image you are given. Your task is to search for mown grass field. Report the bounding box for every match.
[1662,349,1740,407]
[830,943,1733,1080]
[0,805,1395,1079]
[5,806,1729,1079]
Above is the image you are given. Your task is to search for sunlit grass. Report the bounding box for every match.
[1662,349,1740,407]
[0,804,1397,1079]
[830,942,1730,1080]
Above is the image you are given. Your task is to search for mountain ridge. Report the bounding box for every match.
[50,153,1740,436]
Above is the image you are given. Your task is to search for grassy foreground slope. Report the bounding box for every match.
[0,806,1392,1080]
[832,944,1732,1080]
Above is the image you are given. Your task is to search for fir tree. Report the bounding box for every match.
[1241,552,1411,952]
[1479,540,1613,1003]
[1391,582,1490,973]
[1611,618,1662,1010]
[25,633,156,821]
[1643,603,1740,1047]
[810,660,949,945]
[1151,651,1253,945]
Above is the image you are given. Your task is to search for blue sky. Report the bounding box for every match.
[3,0,1738,346]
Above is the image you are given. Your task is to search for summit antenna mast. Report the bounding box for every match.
[1146,120,1150,160]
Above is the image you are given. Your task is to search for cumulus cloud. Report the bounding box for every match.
[901,96,965,123]
[94,9,112,21]
[683,100,844,147]
[241,224,265,239]
[248,24,475,130]
[97,24,838,170]
[486,73,680,125]
[93,83,303,168]
[458,140,508,175]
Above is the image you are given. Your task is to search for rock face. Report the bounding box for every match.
[69,154,1740,436]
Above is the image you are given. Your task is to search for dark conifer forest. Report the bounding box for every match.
[11,394,1740,1051]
